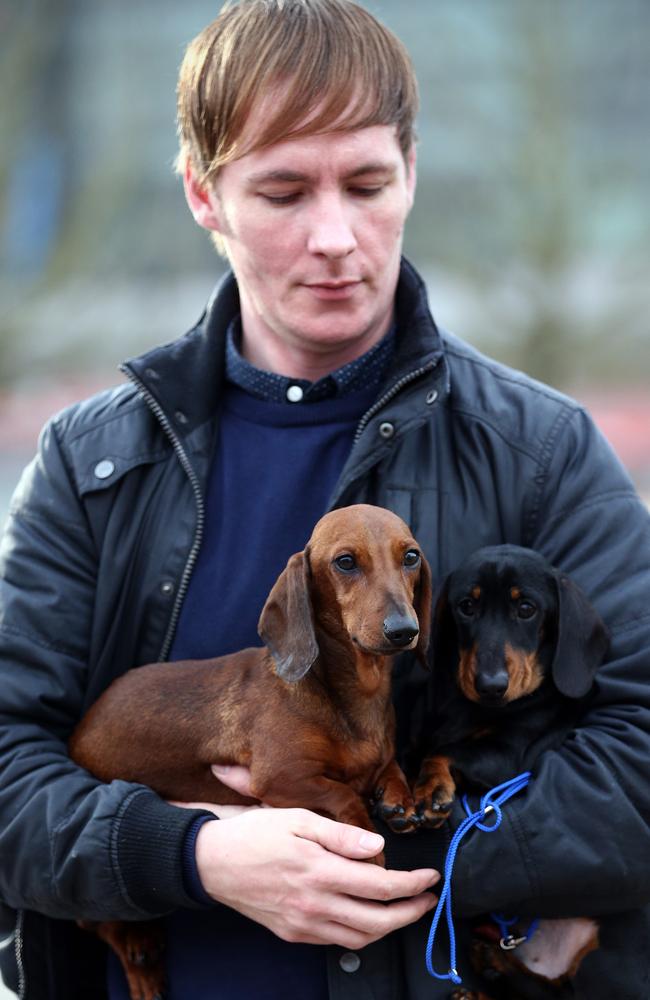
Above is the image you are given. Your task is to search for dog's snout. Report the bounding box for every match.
[383,614,419,648]
[475,669,509,699]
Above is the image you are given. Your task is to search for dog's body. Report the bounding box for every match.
[69,504,432,1000]
[410,545,608,1000]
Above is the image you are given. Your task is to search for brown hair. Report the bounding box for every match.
[176,0,419,184]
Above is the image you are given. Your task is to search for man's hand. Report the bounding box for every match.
[174,763,440,948]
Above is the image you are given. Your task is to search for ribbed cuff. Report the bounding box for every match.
[114,788,217,913]
[181,815,218,906]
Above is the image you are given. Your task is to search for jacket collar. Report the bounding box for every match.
[121,257,448,435]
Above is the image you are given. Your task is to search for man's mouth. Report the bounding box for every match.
[304,279,362,300]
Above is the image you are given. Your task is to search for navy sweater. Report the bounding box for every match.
[108,372,382,998]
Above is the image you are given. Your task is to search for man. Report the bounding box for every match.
[1,1,649,997]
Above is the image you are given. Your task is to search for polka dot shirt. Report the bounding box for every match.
[225,317,396,403]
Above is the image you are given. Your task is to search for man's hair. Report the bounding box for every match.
[176,0,419,185]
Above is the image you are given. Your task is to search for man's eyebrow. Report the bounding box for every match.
[246,163,398,185]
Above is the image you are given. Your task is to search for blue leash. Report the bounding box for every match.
[424,771,532,986]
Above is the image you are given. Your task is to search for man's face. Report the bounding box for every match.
[185,120,416,378]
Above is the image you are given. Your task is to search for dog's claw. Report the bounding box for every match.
[413,789,455,828]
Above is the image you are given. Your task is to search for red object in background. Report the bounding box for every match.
[578,391,650,474]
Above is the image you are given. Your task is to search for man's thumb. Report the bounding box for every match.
[305,815,385,859]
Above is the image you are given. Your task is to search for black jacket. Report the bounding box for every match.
[1,259,649,998]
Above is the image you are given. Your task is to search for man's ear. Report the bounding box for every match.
[183,163,223,232]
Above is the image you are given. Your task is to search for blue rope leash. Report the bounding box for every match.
[424,771,532,986]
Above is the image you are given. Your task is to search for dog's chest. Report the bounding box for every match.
[325,729,391,791]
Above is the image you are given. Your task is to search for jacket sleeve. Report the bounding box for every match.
[0,417,210,920]
[452,405,650,918]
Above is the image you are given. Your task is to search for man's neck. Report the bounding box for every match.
[239,316,394,381]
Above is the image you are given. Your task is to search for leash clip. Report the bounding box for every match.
[499,933,527,951]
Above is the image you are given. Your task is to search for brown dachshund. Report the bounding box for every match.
[407,545,608,1000]
[69,503,432,1000]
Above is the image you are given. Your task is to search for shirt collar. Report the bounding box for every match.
[225,316,395,404]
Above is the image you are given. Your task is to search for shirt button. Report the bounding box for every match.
[379,421,395,439]
[286,385,304,402]
[94,459,115,480]
[339,951,361,973]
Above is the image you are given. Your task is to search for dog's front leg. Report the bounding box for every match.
[412,754,457,827]
[372,758,419,832]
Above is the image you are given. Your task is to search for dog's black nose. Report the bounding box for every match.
[383,615,419,648]
[475,670,509,699]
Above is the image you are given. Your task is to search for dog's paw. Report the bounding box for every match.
[413,785,455,828]
[371,788,420,832]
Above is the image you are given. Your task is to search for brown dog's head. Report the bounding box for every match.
[258,504,432,682]
[433,545,609,705]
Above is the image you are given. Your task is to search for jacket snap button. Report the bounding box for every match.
[93,460,115,480]
[379,421,395,439]
[160,580,175,597]
[426,390,438,405]
[339,952,361,973]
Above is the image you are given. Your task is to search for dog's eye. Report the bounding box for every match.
[334,554,357,573]
[457,598,476,618]
[403,549,421,568]
[517,601,537,620]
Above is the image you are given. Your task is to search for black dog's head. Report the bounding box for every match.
[434,545,609,707]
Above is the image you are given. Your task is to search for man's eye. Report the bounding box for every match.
[350,186,383,198]
[260,192,301,205]
[403,549,421,568]
[334,554,357,573]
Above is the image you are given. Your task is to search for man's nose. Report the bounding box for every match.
[306,197,357,259]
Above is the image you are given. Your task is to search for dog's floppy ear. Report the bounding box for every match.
[552,573,609,698]
[414,553,434,667]
[258,551,319,682]
[430,574,457,673]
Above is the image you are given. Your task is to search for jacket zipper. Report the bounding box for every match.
[15,909,25,999]
[352,360,439,446]
[119,366,206,662]
[118,358,438,658]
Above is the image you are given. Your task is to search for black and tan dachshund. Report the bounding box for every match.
[412,545,609,1000]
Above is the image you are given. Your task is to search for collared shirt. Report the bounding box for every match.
[225,317,395,403]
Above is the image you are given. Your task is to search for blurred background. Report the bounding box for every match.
[0,0,649,525]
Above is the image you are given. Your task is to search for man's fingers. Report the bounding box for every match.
[321,891,438,947]
[211,763,257,798]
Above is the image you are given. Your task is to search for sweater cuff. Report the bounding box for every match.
[377,818,449,877]
[181,815,219,906]
[114,788,217,913]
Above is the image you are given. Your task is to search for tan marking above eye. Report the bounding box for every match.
[510,587,521,600]
[471,586,481,600]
